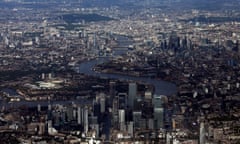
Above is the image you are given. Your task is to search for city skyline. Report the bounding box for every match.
[0,0,239,143]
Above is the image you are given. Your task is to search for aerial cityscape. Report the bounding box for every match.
[0,0,240,143]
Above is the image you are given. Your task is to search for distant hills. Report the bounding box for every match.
[0,0,239,11]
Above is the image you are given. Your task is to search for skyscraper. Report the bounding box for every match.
[153,94,163,108]
[119,109,126,131]
[109,81,116,105]
[154,107,164,129]
[109,81,116,98]
[128,82,137,109]
[77,106,82,125]
[133,111,142,130]
[84,106,89,134]
[100,96,106,113]
[199,122,206,144]
[153,95,164,129]
[168,32,180,52]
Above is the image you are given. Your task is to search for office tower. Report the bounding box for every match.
[127,121,134,137]
[93,102,101,116]
[128,82,137,109]
[118,93,127,109]
[66,106,73,122]
[77,107,82,125]
[100,96,106,113]
[112,98,119,115]
[133,111,142,129]
[73,108,77,120]
[119,109,125,123]
[109,81,116,105]
[153,95,164,129]
[93,102,100,117]
[154,107,164,129]
[153,95,163,108]
[119,109,126,131]
[148,119,154,130]
[84,107,89,134]
[199,122,206,144]
[168,32,180,52]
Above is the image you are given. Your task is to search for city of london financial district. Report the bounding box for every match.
[0,0,239,144]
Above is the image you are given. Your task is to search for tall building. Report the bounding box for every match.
[153,94,163,108]
[84,107,89,134]
[77,107,82,125]
[119,109,125,123]
[199,122,206,144]
[112,98,119,115]
[168,32,180,52]
[119,109,126,131]
[153,95,164,129]
[128,82,137,109]
[148,119,154,130]
[73,108,77,120]
[109,81,116,107]
[100,96,106,113]
[93,102,100,117]
[66,106,73,122]
[133,111,142,129]
[127,121,134,137]
[109,81,116,99]
[154,107,164,129]
[118,93,127,109]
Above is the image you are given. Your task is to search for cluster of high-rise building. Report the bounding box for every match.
[0,0,240,144]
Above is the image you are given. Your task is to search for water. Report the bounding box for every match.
[77,35,177,138]
[78,35,177,96]
[78,58,177,95]
[0,35,176,108]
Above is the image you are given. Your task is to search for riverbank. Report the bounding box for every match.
[77,58,177,96]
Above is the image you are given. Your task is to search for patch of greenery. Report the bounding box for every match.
[53,23,84,31]
[183,15,240,23]
[61,13,114,24]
